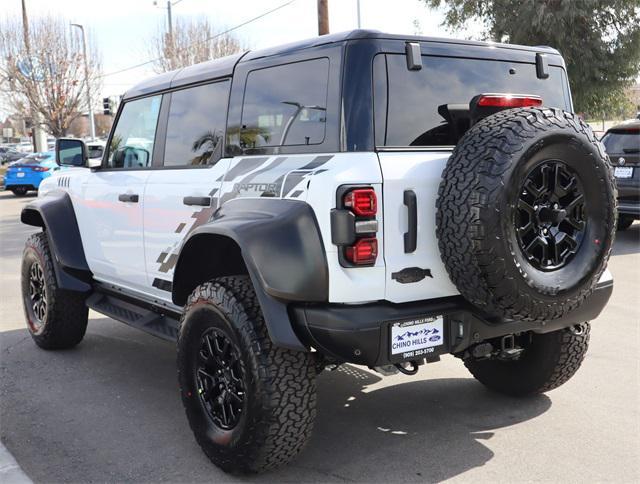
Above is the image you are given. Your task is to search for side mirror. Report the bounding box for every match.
[56,138,88,167]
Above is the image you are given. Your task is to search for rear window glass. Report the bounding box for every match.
[602,131,640,154]
[374,54,571,147]
[164,80,230,167]
[240,58,329,150]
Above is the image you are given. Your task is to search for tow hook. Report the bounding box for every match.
[498,334,524,360]
[394,360,420,375]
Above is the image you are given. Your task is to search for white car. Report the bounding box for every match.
[20,30,617,474]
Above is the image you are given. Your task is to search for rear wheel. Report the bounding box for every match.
[11,187,28,196]
[617,215,634,231]
[21,233,88,349]
[177,276,316,474]
[465,323,590,396]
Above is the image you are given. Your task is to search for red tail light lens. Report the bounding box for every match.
[477,94,543,108]
[345,237,378,265]
[343,188,377,217]
[32,166,50,172]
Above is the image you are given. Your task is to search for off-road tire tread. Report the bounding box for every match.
[22,232,88,349]
[436,107,616,322]
[465,323,590,396]
[178,276,316,473]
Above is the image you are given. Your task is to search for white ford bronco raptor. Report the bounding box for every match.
[20,30,616,473]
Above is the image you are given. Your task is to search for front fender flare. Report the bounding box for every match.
[21,191,92,292]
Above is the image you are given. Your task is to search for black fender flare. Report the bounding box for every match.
[173,198,329,351]
[21,191,92,292]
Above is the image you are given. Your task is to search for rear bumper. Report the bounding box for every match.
[4,182,37,190]
[291,279,613,367]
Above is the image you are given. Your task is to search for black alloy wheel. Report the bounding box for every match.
[515,160,587,271]
[195,327,246,431]
[27,260,47,331]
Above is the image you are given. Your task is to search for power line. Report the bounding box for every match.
[99,0,298,79]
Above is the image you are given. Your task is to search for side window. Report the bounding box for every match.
[106,95,161,168]
[163,80,230,167]
[240,58,329,150]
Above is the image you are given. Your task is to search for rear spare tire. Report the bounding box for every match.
[436,107,616,322]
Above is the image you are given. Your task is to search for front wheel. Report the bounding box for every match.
[11,187,28,196]
[464,323,590,397]
[21,233,88,349]
[177,276,317,474]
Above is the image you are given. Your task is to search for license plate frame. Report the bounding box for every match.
[389,315,445,362]
[614,166,633,179]
[16,172,25,178]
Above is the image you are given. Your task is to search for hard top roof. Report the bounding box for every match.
[123,29,561,100]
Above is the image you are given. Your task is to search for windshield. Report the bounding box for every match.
[602,131,640,154]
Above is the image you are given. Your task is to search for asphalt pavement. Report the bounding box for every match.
[1,191,639,483]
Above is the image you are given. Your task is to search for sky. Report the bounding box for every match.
[1,0,483,119]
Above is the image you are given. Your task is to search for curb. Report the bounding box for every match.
[0,442,31,484]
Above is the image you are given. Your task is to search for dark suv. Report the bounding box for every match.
[602,120,640,230]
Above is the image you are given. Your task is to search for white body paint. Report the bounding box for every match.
[37,152,613,306]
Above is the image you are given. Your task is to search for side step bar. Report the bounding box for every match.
[86,292,180,342]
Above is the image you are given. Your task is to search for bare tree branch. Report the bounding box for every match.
[0,15,103,137]
[148,17,245,73]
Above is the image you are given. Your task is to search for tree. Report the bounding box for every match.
[149,18,245,73]
[423,0,640,117]
[0,15,102,137]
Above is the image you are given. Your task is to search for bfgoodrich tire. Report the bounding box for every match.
[465,323,590,396]
[21,232,88,349]
[177,276,317,474]
[437,107,616,322]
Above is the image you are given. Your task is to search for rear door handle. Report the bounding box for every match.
[183,196,211,207]
[403,190,417,253]
[118,193,139,203]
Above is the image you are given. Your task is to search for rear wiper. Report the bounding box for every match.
[623,148,640,153]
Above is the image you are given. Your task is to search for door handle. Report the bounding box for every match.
[183,196,211,207]
[403,190,417,253]
[118,193,139,203]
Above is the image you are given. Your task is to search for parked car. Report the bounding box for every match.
[20,30,616,474]
[4,151,59,196]
[602,119,640,230]
[0,147,24,165]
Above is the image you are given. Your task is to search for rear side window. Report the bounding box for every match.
[240,58,329,150]
[163,80,230,167]
[602,131,640,154]
[374,54,571,147]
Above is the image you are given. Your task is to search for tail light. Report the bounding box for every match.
[476,94,543,108]
[338,187,379,266]
[345,238,378,265]
[32,166,50,172]
[343,188,377,217]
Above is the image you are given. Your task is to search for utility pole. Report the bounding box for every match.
[20,0,46,152]
[356,0,361,29]
[71,24,96,140]
[317,0,329,36]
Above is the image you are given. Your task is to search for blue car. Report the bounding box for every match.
[3,151,60,196]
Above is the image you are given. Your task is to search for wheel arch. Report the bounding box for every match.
[172,198,329,351]
[21,191,92,292]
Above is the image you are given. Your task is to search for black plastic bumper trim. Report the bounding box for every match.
[291,280,613,367]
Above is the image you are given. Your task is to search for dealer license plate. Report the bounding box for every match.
[16,172,25,178]
[390,316,444,360]
[614,166,633,178]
